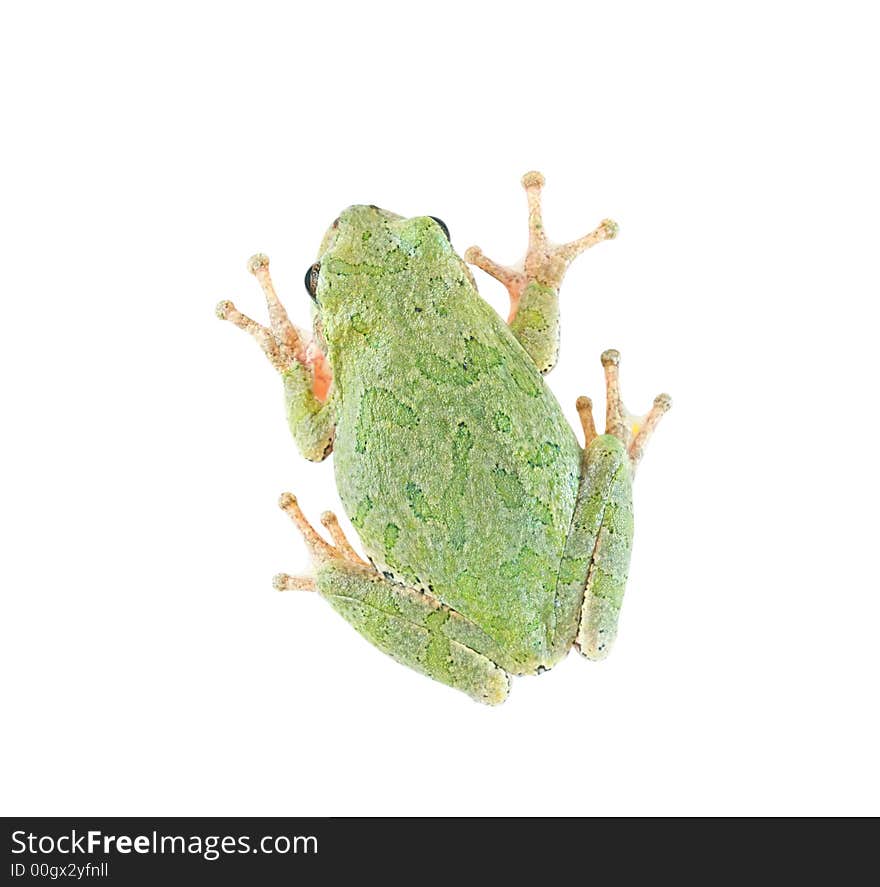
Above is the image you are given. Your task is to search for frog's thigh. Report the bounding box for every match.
[314,559,511,705]
[576,441,634,660]
[555,433,634,661]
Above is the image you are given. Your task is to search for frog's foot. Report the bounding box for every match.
[272,493,510,704]
[216,254,332,401]
[582,348,672,473]
[272,492,368,592]
[465,171,618,306]
[465,171,617,373]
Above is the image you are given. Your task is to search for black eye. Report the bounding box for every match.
[304,262,320,300]
[429,216,450,240]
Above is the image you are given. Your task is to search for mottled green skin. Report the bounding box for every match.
[567,436,634,660]
[313,207,583,674]
[510,281,560,374]
[315,560,510,704]
[281,362,334,461]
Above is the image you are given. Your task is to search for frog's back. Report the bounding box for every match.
[327,256,581,673]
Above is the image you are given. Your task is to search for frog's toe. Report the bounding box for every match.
[598,349,672,472]
[273,573,317,592]
[575,395,598,446]
[215,299,235,320]
[278,492,337,562]
[628,393,672,471]
[246,253,270,275]
[464,244,526,299]
[600,218,619,240]
[278,492,366,568]
[319,510,368,565]
[463,246,481,264]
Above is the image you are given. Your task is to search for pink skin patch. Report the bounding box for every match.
[307,342,332,402]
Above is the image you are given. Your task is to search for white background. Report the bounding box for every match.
[2,1,878,816]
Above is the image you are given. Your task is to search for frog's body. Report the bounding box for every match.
[218,173,670,703]
[325,206,582,672]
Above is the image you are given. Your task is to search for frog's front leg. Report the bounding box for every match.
[216,254,336,461]
[273,493,511,705]
[465,172,617,373]
[555,350,671,660]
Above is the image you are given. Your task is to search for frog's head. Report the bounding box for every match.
[303,204,473,355]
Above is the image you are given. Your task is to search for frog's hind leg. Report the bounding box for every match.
[465,171,617,374]
[274,493,511,705]
[557,351,671,661]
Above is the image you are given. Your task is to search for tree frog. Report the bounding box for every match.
[217,171,671,704]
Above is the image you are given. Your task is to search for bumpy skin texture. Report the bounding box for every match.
[565,436,634,659]
[509,281,560,373]
[282,362,335,461]
[315,560,511,704]
[316,207,583,673]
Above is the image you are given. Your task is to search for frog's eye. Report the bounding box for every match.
[429,216,450,241]
[304,262,320,301]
